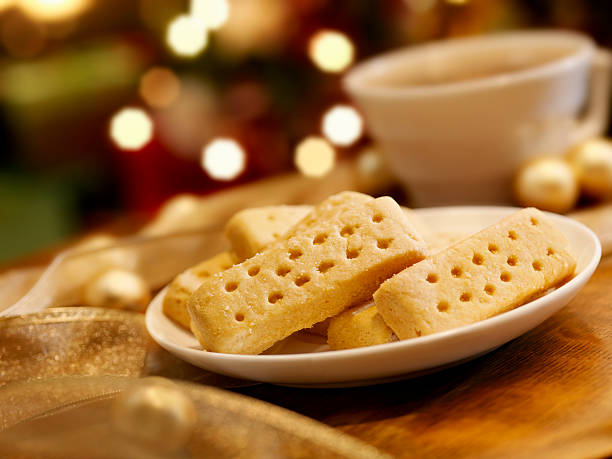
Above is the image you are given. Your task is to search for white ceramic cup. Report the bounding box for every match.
[344,30,611,206]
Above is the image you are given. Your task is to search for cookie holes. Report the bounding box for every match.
[318,261,335,273]
[459,292,472,302]
[484,284,496,295]
[294,275,310,287]
[532,260,543,271]
[346,248,360,259]
[313,233,328,245]
[547,248,555,256]
[372,214,383,223]
[451,267,462,278]
[225,282,238,292]
[500,272,512,282]
[437,301,450,312]
[472,254,484,265]
[235,312,245,322]
[508,230,518,240]
[377,238,393,249]
[530,217,538,226]
[507,255,518,267]
[248,266,260,277]
[289,249,303,260]
[340,226,354,237]
[268,292,284,304]
[415,329,422,337]
[426,273,438,283]
[488,243,499,254]
[196,269,210,278]
[276,266,291,277]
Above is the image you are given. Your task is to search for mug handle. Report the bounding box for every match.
[571,48,612,145]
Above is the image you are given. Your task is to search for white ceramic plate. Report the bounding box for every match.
[145,207,601,387]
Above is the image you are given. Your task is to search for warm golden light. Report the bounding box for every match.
[215,0,288,56]
[445,0,469,5]
[0,0,15,13]
[139,67,181,108]
[166,14,208,58]
[19,0,91,22]
[201,138,246,180]
[109,108,154,151]
[322,105,363,147]
[294,136,335,177]
[308,30,355,73]
[190,0,229,30]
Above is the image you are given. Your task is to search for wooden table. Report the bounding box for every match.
[236,255,612,459]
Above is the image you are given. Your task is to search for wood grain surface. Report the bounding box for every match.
[238,257,612,459]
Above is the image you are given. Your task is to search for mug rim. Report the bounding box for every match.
[344,30,595,99]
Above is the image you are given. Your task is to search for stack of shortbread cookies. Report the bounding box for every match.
[162,192,575,354]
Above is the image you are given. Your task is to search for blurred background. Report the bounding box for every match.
[1,0,611,263]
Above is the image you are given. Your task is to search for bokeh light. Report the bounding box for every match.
[294,136,335,177]
[308,30,355,73]
[166,14,208,58]
[139,67,181,108]
[215,0,288,56]
[321,105,363,147]
[19,0,91,22]
[190,0,229,30]
[445,0,469,4]
[201,138,246,181]
[109,108,154,151]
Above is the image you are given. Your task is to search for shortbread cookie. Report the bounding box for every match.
[164,205,321,329]
[374,208,576,340]
[426,231,472,254]
[327,303,396,350]
[163,251,236,329]
[225,205,313,260]
[188,191,427,354]
[326,228,469,350]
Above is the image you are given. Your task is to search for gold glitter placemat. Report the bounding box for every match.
[0,377,391,459]
[0,307,252,389]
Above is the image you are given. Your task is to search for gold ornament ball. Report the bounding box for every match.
[514,157,579,214]
[83,268,151,312]
[112,378,197,453]
[141,193,204,236]
[568,138,612,198]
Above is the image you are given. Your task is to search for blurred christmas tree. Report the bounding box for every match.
[0,0,611,262]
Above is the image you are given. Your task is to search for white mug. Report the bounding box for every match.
[344,30,611,206]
